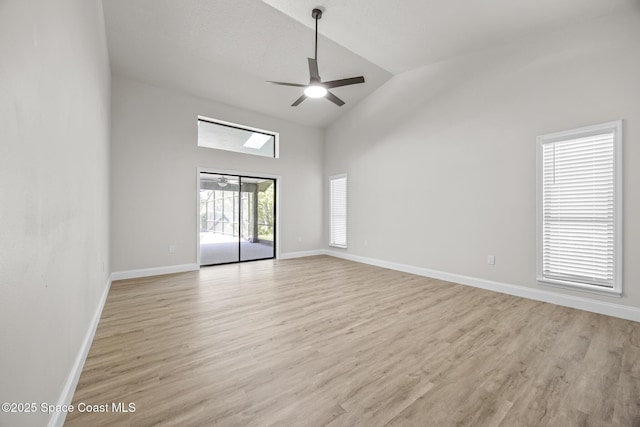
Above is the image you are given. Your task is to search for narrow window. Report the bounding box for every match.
[330,174,347,248]
[537,121,622,295]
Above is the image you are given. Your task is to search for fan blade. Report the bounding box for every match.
[325,91,345,107]
[266,81,306,87]
[291,94,307,107]
[324,76,365,89]
[308,58,320,81]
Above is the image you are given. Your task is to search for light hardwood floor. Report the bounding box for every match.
[66,256,640,426]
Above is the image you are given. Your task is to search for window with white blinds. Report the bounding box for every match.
[330,174,347,248]
[537,121,622,295]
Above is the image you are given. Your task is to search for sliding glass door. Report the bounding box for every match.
[199,173,275,266]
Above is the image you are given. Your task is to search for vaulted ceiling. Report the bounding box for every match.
[103,0,637,128]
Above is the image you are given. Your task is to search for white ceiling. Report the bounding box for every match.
[263,0,638,74]
[103,0,637,129]
[103,0,391,128]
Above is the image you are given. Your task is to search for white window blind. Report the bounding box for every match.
[537,121,621,295]
[330,175,347,248]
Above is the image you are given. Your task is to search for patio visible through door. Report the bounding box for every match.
[199,172,275,266]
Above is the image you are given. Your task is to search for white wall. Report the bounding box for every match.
[324,11,640,309]
[111,76,323,273]
[0,0,111,426]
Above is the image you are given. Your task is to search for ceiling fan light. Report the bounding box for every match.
[304,85,327,98]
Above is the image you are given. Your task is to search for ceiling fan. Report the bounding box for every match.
[267,8,365,107]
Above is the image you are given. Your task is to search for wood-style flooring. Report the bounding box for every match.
[65,256,640,426]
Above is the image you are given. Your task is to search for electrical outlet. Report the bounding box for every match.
[169,245,176,254]
[487,255,495,265]
[364,240,368,247]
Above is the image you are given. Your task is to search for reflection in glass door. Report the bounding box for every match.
[199,173,275,266]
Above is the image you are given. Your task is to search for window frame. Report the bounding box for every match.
[197,115,279,159]
[329,174,348,249]
[536,120,622,296]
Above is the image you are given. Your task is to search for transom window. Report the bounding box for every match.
[197,116,278,158]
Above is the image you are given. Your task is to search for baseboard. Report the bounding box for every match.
[325,250,640,323]
[48,274,112,427]
[279,250,326,260]
[111,263,199,281]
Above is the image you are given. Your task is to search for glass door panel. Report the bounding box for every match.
[199,173,239,265]
[200,173,275,266]
[240,177,275,262]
